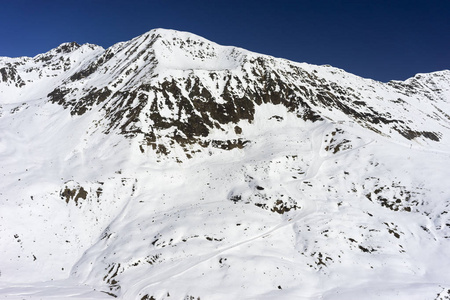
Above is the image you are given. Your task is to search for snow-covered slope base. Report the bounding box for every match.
[1,29,450,299]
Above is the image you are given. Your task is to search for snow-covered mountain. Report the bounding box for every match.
[1,28,450,299]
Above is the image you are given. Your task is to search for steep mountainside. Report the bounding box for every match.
[1,29,450,299]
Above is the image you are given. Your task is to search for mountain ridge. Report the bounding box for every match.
[31,29,449,159]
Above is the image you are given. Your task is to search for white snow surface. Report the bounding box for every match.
[1,29,450,299]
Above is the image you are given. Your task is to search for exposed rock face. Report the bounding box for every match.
[0,29,438,158]
[2,29,448,159]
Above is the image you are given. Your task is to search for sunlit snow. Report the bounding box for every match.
[1,29,450,299]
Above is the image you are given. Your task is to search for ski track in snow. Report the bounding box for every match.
[124,200,318,299]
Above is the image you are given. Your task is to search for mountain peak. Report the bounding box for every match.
[55,41,81,53]
[139,28,217,44]
[129,28,248,71]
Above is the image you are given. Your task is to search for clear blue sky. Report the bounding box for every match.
[1,0,448,82]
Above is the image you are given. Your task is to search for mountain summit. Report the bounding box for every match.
[1,29,450,299]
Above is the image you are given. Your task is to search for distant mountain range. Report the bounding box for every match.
[1,29,450,299]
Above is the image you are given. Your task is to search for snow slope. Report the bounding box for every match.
[1,29,450,299]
